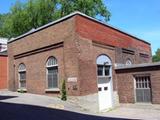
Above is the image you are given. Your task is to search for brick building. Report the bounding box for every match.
[0,51,7,89]
[8,12,159,112]
[116,63,160,104]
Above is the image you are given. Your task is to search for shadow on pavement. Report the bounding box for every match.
[0,102,138,120]
[0,95,18,100]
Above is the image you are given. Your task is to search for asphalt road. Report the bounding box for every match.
[0,95,133,120]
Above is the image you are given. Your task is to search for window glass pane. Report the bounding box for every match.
[136,79,138,88]
[140,77,142,88]
[105,66,110,76]
[19,72,26,88]
[126,59,132,65]
[47,57,57,67]
[20,81,26,88]
[135,76,151,89]
[142,77,145,88]
[104,87,108,91]
[98,87,102,91]
[136,77,139,88]
[18,64,26,71]
[19,72,26,81]
[48,67,58,88]
[148,77,151,88]
[97,65,103,76]
[144,77,147,88]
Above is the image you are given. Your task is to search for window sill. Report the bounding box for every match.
[17,88,27,93]
[98,76,111,78]
[45,88,60,93]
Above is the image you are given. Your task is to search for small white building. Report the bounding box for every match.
[0,38,8,52]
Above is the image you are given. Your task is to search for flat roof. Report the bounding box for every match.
[8,11,150,45]
[115,62,160,70]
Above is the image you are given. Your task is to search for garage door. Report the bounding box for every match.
[135,76,151,103]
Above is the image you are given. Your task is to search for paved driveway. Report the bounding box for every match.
[102,104,160,120]
[0,102,133,120]
[0,91,131,120]
[0,90,160,120]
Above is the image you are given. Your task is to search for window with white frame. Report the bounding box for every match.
[46,57,58,89]
[97,65,110,76]
[18,63,26,88]
[96,55,111,77]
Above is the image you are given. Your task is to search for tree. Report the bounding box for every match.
[0,0,111,38]
[0,13,10,37]
[58,0,111,21]
[152,48,160,62]
[61,80,67,101]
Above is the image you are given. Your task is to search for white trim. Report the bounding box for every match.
[17,88,27,92]
[45,88,60,92]
[18,70,26,72]
[133,76,137,103]
[46,64,58,68]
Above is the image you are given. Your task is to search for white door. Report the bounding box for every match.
[96,55,113,111]
[98,77,112,111]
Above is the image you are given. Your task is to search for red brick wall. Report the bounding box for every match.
[8,17,76,92]
[66,34,118,96]
[0,56,7,89]
[116,67,160,104]
[75,15,151,54]
[13,47,64,94]
[116,72,135,103]
[151,70,160,104]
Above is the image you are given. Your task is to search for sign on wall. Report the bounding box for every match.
[67,77,77,82]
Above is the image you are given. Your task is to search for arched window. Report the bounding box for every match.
[46,57,58,89]
[126,59,132,65]
[18,63,26,88]
[96,55,112,77]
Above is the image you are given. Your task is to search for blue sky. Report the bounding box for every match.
[0,0,159,55]
[106,0,160,55]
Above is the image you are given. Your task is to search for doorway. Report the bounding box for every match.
[135,75,152,103]
[96,55,113,111]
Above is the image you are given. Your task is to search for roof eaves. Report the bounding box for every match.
[8,11,81,44]
[115,62,160,70]
[76,12,150,45]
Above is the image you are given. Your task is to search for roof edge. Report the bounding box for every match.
[8,11,150,45]
[115,62,160,70]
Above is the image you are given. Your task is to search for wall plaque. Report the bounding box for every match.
[67,77,77,82]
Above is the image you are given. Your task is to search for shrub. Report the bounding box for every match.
[61,80,67,101]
